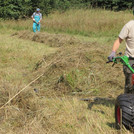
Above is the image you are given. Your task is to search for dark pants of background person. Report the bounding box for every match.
[123,58,134,93]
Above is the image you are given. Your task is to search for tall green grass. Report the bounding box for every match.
[0,9,133,37]
[43,9,133,37]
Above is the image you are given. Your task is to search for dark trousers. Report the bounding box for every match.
[123,59,134,93]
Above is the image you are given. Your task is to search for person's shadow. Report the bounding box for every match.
[87,97,115,109]
[84,97,116,129]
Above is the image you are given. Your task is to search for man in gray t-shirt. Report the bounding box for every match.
[31,8,42,33]
[108,20,134,93]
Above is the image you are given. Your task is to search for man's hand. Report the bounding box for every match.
[108,51,116,62]
[37,21,40,24]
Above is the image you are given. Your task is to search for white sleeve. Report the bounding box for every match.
[119,24,129,40]
[31,12,35,18]
[40,13,42,20]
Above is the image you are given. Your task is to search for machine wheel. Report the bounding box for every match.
[115,94,134,129]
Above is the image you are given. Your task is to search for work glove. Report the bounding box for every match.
[108,51,116,62]
[33,19,35,22]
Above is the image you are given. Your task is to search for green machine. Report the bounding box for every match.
[107,55,134,129]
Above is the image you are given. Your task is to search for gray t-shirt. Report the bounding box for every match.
[119,20,134,57]
[31,12,42,20]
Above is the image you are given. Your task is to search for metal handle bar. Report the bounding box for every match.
[107,56,134,73]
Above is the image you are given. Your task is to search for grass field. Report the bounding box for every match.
[0,9,133,134]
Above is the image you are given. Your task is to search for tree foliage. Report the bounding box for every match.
[0,0,133,19]
[91,0,132,11]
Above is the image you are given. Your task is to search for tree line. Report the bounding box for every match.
[0,0,133,19]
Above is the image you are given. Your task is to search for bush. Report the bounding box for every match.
[0,0,133,19]
[90,0,132,11]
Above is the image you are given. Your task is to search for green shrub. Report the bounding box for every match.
[0,0,133,19]
[90,0,132,11]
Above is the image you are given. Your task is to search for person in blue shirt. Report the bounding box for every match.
[31,8,42,33]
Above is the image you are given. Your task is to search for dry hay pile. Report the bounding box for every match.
[12,31,124,97]
[32,43,124,97]
[13,31,80,47]
[0,31,125,133]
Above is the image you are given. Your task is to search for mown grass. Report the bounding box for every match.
[0,9,133,134]
[0,32,56,101]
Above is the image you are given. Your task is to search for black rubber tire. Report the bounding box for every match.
[115,94,134,129]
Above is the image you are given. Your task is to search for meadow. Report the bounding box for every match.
[0,9,133,134]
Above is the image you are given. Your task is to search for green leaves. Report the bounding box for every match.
[0,0,30,19]
[90,0,132,11]
[0,0,133,19]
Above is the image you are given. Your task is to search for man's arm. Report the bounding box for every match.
[112,37,123,52]
[108,22,129,61]
[108,37,123,61]
[38,13,42,23]
[31,13,35,22]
